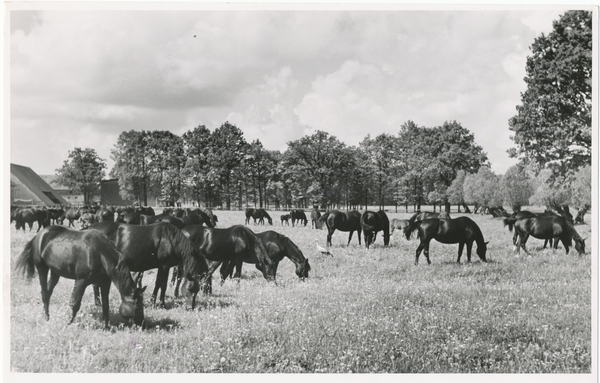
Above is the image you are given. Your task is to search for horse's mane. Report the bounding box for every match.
[114,255,137,294]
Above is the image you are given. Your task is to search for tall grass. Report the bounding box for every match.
[8,210,593,373]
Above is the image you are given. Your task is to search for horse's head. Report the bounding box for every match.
[477,241,489,262]
[119,283,146,327]
[296,259,311,280]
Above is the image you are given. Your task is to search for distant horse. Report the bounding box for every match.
[311,209,322,229]
[157,215,192,230]
[281,214,291,226]
[505,215,585,256]
[180,225,276,292]
[199,208,218,227]
[61,208,83,228]
[290,209,308,227]
[79,212,97,229]
[95,207,115,223]
[48,207,65,225]
[390,219,410,237]
[316,214,328,230]
[14,226,145,327]
[322,210,362,247]
[404,217,488,265]
[186,208,215,227]
[245,208,273,225]
[86,222,209,310]
[135,206,155,216]
[504,211,559,248]
[11,207,48,231]
[360,210,390,248]
[219,231,311,283]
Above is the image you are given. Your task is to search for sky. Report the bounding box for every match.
[8,4,577,176]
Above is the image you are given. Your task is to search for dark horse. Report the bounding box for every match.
[11,207,49,231]
[180,225,276,292]
[504,211,559,248]
[219,231,311,282]
[404,217,488,265]
[245,208,273,225]
[290,209,308,227]
[504,215,585,256]
[321,210,362,247]
[360,210,390,248]
[86,222,209,310]
[14,226,145,327]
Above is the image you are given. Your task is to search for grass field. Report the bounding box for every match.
[7,208,594,373]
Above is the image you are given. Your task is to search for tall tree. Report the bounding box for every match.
[110,130,151,205]
[463,167,503,212]
[208,122,249,210]
[182,125,216,207]
[56,147,106,206]
[501,164,534,212]
[359,134,400,210]
[508,10,592,178]
[146,131,186,206]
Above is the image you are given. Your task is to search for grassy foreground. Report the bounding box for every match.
[7,209,593,373]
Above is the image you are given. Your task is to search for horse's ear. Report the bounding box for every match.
[485,241,490,245]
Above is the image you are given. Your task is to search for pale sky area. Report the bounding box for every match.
[8,4,577,176]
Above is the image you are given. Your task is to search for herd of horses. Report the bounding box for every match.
[13,203,587,329]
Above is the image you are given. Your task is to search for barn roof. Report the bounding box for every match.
[11,163,67,206]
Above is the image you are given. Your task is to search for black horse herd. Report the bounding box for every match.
[12,204,586,329]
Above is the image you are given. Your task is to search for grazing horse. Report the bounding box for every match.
[311,209,322,229]
[290,209,308,227]
[322,210,362,247]
[360,210,390,248]
[390,219,410,237]
[404,217,488,265]
[186,208,215,227]
[14,226,145,327]
[245,208,273,225]
[181,225,276,291]
[506,215,585,256]
[219,231,311,282]
[504,211,559,249]
[86,222,209,310]
[280,214,291,226]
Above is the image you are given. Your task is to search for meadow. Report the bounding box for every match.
[8,208,593,374]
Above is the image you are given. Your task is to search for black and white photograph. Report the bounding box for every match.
[4,1,597,378]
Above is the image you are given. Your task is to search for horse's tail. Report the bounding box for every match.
[404,220,421,240]
[15,238,36,279]
[503,217,517,232]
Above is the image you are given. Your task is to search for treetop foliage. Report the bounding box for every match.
[508,10,592,179]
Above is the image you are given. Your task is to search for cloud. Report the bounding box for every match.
[9,8,569,175]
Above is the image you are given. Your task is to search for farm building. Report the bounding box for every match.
[39,174,96,207]
[10,163,67,206]
[100,179,134,206]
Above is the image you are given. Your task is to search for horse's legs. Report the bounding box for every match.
[37,267,51,320]
[98,279,111,328]
[347,230,354,246]
[466,242,473,263]
[152,267,169,307]
[423,240,432,265]
[69,279,89,325]
[518,233,531,256]
[560,238,570,255]
[457,242,465,263]
[92,284,102,306]
[415,240,426,265]
[233,258,244,281]
[326,228,335,247]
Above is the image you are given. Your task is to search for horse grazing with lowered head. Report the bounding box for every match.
[177,225,277,294]
[85,221,210,310]
[14,226,145,327]
[321,210,362,247]
[290,209,308,227]
[219,231,311,283]
[404,217,488,265]
[504,211,560,249]
[360,210,390,248]
[505,215,585,256]
[245,208,273,225]
[280,214,291,226]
